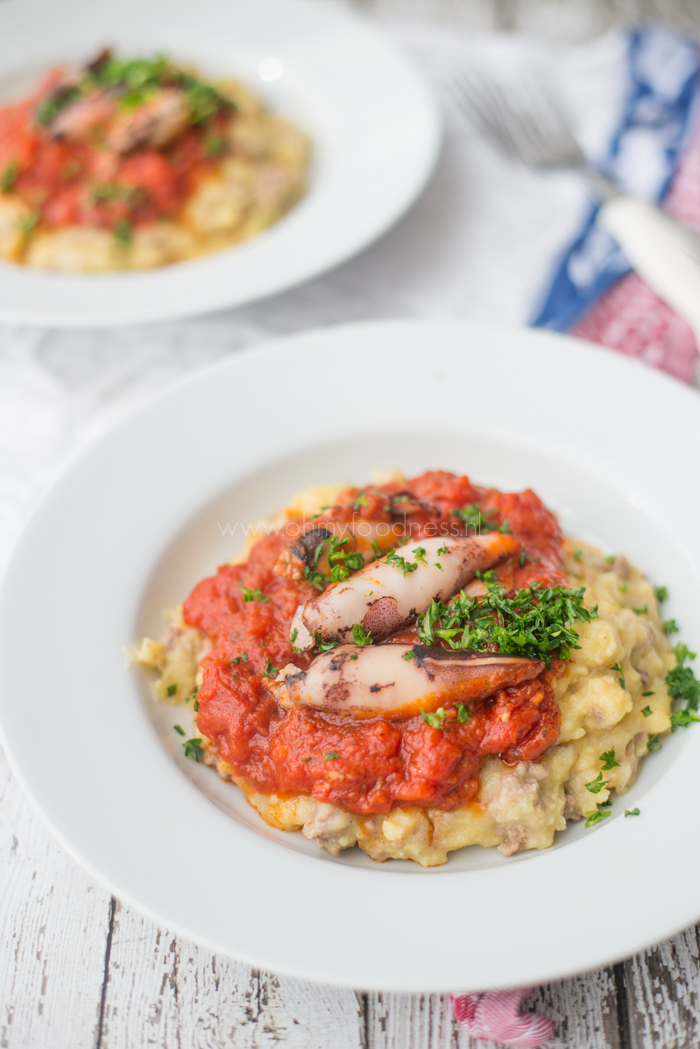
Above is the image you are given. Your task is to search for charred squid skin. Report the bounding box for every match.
[272,643,543,719]
[301,532,520,647]
[290,527,333,571]
[274,518,401,581]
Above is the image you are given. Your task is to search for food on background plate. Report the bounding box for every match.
[135,470,698,866]
[0,49,309,272]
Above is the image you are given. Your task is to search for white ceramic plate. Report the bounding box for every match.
[1,320,700,993]
[0,0,439,327]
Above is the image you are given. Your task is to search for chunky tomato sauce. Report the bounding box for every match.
[0,73,227,230]
[184,471,566,815]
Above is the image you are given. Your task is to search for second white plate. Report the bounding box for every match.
[0,0,440,326]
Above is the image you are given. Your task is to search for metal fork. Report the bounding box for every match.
[447,67,700,348]
[447,68,618,199]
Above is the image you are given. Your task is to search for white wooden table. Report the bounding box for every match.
[3,1,700,1046]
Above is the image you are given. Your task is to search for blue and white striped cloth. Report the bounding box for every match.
[532,25,700,333]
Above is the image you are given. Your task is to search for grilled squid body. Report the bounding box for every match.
[294,532,519,650]
[272,644,544,719]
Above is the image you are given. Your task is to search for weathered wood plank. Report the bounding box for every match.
[525,967,624,1049]
[99,903,365,1049]
[623,927,700,1049]
[0,746,110,1049]
[365,992,457,1049]
[365,967,625,1049]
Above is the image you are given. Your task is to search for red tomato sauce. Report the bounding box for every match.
[0,73,226,230]
[184,471,565,816]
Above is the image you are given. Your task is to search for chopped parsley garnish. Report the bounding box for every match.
[611,662,626,690]
[585,809,611,828]
[437,544,449,556]
[584,771,608,794]
[204,136,226,157]
[625,807,640,817]
[416,578,597,667]
[619,583,628,594]
[290,628,298,645]
[573,549,583,562]
[600,748,620,770]
[632,605,648,615]
[647,735,661,752]
[313,630,338,653]
[434,562,443,572]
[455,703,471,723]
[0,161,18,193]
[670,708,700,729]
[413,546,427,565]
[166,683,177,697]
[402,649,415,661]
[304,565,327,591]
[421,707,447,729]
[385,549,419,577]
[663,619,679,635]
[113,218,132,245]
[666,643,700,731]
[323,751,338,761]
[263,657,279,678]
[328,536,364,571]
[451,504,511,534]
[353,494,370,509]
[183,737,204,762]
[185,688,200,703]
[654,585,668,603]
[230,653,249,664]
[239,585,269,603]
[604,555,615,566]
[36,83,82,126]
[306,536,364,588]
[92,182,144,207]
[173,724,185,736]
[641,706,652,717]
[352,623,373,646]
[371,540,383,559]
[642,690,655,697]
[19,211,40,235]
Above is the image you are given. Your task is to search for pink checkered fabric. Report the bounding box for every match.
[452,988,555,1047]
[572,112,700,384]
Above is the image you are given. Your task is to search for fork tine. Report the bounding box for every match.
[447,64,586,170]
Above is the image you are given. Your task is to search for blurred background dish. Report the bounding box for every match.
[0,49,312,274]
[0,0,440,326]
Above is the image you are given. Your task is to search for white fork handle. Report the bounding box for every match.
[598,196,700,352]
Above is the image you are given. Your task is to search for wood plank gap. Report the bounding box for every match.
[613,963,632,1049]
[357,992,370,1049]
[94,897,117,1049]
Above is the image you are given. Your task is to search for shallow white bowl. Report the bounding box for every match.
[0,0,440,327]
[1,320,699,992]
